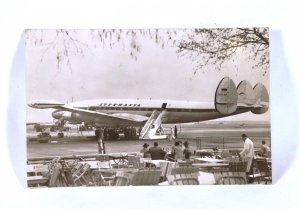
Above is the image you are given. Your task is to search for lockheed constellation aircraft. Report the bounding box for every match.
[28,77,269,140]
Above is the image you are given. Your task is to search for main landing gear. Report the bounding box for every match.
[57,132,64,138]
[94,127,138,140]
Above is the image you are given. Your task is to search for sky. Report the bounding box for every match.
[26,29,270,122]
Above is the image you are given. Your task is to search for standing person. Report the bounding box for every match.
[169,127,175,141]
[172,141,184,161]
[103,127,108,141]
[174,125,178,139]
[148,142,166,160]
[97,128,106,154]
[183,141,192,160]
[260,140,271,157]
[239,134,255,183]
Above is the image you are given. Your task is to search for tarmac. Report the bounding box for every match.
[27,122,271,158]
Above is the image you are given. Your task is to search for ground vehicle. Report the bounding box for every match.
[37,132,51,143]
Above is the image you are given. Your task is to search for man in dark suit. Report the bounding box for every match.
[148,142,166,160]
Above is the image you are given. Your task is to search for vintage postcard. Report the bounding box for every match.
[26,28,271,187]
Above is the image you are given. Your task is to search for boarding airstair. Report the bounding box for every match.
[139,109,168,140]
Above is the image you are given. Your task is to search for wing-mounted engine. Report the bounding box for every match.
[251,83,269,114]
[215,77,238,114]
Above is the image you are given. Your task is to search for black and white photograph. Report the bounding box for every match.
[26,28,271,187]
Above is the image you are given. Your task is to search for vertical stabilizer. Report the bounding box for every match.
[215,77,238,114]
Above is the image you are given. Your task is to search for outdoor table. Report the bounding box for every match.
[27,164,49,175]
[195,149,215,157]
[27,176,49,187]
[95,167,139,174]
[192,163,229,172]
[80,160,114,170]
[108,153,129,167]
[194,158,226,163]
[141,159,169,167]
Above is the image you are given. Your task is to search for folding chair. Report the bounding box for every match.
[159,161,177,181]
[167,173,199,185]
[229,161,247,172]
[131,168,161,186]
[213,158,248,184]
[112,176,131,186]
[112,172,134,186]
[255,158,272,184]
[71,163,84,174]
[216,172,247,185]
[72,163,91,186]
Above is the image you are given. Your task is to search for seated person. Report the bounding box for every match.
[148,142,166,160]
[183,141,192,160]
[260,140,271,157]
[140,143,151,158]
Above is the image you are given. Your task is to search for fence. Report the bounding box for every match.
[180,136,271,150]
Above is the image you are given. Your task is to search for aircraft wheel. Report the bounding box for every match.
[57,132,64,138]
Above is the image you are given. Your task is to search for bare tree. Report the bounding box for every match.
[177,28,269,75]
[25,28,269,75]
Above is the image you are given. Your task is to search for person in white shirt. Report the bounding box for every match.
[239,134,255,158]
[239,134,255,183]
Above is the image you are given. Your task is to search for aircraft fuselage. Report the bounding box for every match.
[50,99,248,127]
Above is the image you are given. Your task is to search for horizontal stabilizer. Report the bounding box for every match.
[251,83,269,114]
[215,77,238,114]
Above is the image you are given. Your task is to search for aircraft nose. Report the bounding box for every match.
[28,103,35,108]
[52,110,64,119]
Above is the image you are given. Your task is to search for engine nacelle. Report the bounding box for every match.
[52,110,73,120]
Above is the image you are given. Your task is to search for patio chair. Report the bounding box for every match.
[112,176,131,186]
[229,161,248,172]
[214,172,247,185]
[170,166,198,175]
[255,158,272,184]
[48,164,62,187]
[126,155,143,168]
[131,168,161,186]
[167,173,199,185]
[96,155,111,168]
[72,163,91,186]
[112,172,134,186]
[70,163,84,174]
[66,159,80,168]
[160,161,177,181]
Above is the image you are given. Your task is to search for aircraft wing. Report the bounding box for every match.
[26,122,58,127]
[58,105,149,124]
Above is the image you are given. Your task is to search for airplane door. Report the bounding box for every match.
[161,103,168,122]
